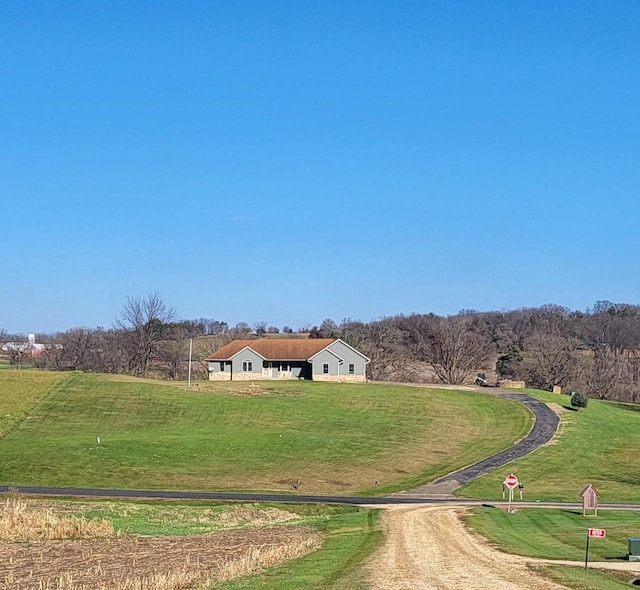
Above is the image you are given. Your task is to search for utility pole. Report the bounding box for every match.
[188,338,193,388]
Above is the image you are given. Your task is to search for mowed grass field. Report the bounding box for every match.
[0,370,70,437]
[465,507,640,561]
[0,371,531,494]
[465,507,640,589]
[459,389,640,503]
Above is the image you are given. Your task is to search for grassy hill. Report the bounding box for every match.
[0,371,530,494]
[0,370,70,437]
[459,389,640,503]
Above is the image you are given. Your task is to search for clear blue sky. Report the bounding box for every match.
[2,1,639,334]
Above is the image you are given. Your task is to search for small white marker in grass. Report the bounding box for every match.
[97,436,101,445]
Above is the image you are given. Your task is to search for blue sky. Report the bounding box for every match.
[2,1,639,333]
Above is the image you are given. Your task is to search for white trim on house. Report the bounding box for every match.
[336,338,371,363]
[307,338,370,363]
[308,342,344,362]
[228,346,267,361]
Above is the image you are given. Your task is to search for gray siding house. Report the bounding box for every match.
[205,338,369,382]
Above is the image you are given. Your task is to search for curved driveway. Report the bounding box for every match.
[434,392,559,487]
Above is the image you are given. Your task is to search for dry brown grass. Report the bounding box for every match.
[1,528,321,589]
[0,496,114,542]
[216,506,299,528]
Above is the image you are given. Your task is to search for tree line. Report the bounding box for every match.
[321,301,640,404]
[3,296,640,403]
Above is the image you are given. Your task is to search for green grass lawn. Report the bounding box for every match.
[209,507,380,590]
[0,370,71,437]
[464,507,639,561]
[533,565,634,589]
[0,371,531,494]
[459,389,640,503]
[465,507,640,590]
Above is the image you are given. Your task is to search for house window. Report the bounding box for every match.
[220,362,225,371]
[349,363,355,374]
[281,362,288,371]
[323,363,329,374]
[242,360,253,372]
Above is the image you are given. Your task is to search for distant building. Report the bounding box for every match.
[206,338,370,382]
[1,333,46,358]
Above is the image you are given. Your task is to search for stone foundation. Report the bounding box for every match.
[313,374,367,383]
[209,372,366,383]
[499,379,526,389]
[229,372,265,381]
[208,372,231,381]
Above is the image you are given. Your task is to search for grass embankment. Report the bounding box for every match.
[534,565,634,589]
[465,507,640,589]
[0,372,530,494]
[209,507,380,590]
[459,389,640,503]
[465,507,639,561]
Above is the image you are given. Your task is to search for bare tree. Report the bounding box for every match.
[353,317,410,381]
[584,345,621,400]
[115,292,177,376]
[231,322,252,337]
[189,334,233,380]
[318,318,339,338]
[414,314,493,385]
[4,343,28,369]
[522,332,581,391]
[57,328,94,370]
[253,321,268,336]
[158,323,189,380]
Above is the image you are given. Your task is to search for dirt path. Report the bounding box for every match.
[365,505,640,590]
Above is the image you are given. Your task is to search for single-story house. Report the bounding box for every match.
[205,338,370,382]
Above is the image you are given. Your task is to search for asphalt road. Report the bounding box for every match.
[1,485,640,511]
[434,392,560,487]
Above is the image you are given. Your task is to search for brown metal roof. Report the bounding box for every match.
[205,338,336,361]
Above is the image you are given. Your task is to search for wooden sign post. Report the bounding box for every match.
[585,528,606,569]
[581,484,600,517]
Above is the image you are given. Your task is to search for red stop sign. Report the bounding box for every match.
[504,474,519,489]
